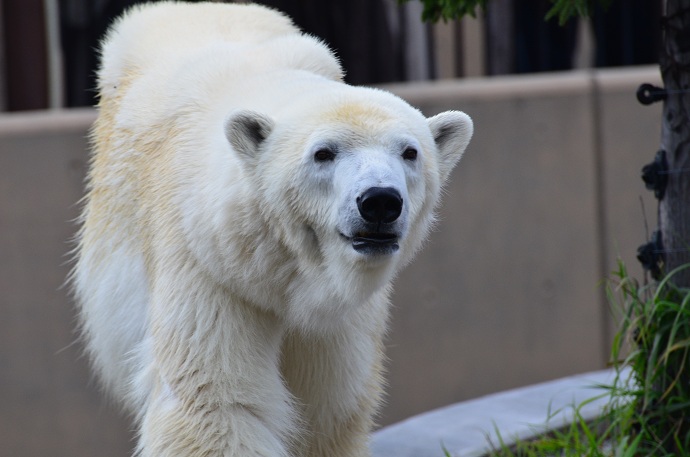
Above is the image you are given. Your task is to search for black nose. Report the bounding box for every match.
[357,187,403,224]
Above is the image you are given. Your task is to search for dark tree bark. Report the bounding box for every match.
[650,5,690,454]
[660,0,690,285]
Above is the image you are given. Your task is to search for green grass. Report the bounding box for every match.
[478,261,690,457]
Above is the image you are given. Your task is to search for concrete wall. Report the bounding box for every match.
[0,67,662,455]
[0,109,133,456]
[381,66,661,425]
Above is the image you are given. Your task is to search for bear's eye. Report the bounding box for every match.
[402,147,418,161]
[314,148,336,162]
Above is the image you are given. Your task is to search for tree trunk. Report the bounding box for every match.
[650,6,690,455]
[660,0,690,285]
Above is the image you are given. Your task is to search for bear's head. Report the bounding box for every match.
[224,87,472,330]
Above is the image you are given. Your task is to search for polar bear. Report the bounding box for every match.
[71,2,472,456]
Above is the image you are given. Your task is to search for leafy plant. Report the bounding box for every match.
[398,0,612,24]
[483,261,690,457]
[398,0,487,22]
[608,262,690,455]
[484,399,626,456]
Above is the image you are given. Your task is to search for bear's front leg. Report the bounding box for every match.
[280,300,389,457]
[137,275,298,457]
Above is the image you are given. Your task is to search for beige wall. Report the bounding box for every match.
[381,66,661,425]
[0,109,133,456]
[0,67,662,455]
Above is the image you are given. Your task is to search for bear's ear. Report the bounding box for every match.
[427,111,473,183]
[224,110,275,160]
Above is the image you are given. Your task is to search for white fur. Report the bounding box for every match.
[72,2,473,456]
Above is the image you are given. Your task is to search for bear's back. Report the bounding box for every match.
[97,1,340,100]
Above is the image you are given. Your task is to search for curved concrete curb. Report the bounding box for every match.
[372,368,628,457]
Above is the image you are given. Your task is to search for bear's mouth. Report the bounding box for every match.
[342,232,399,255]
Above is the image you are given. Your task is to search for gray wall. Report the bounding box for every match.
[0,67,662,455]
[382,66,661,425]
[0,109,134,456]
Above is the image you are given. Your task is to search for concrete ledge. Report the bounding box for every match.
[381,65,659,105]
[372,369,627,457]
[0,108,95,136]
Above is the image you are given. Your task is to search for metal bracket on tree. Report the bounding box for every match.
[637,83,667,105]
[641,149,669,200]
[637,230,665,281]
